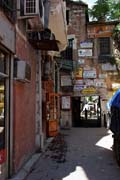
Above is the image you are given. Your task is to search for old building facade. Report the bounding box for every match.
[0,0,67,179]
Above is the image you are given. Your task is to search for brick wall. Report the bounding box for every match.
[13,31,37,172]
[67,3,87,61]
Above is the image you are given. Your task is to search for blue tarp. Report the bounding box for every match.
[107,89,120,109]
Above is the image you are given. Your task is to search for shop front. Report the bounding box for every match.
[0,9,15,178]
[0,49,13,179]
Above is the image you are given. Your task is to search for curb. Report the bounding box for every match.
[9,153,41,180]
[9,137,54,180]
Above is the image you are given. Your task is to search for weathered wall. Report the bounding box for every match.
[13,30,36,172]
[60,2,88,128]
[67,2,87,61]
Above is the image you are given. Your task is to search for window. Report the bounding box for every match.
[99,37,110,55]
[66,9,69,25]
[98,37,112,63]
[61,39,73,61]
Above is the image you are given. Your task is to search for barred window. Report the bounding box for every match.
[99,37,110,55]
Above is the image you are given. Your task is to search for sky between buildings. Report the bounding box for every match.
[73,0,96,8]
[83,0,96,8]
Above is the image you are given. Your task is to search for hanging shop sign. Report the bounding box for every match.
[78,49,92,57]
[80,41,93,48]
[61,75,72,86]
[101,63,117,71]
[83,70,97,79]
[81,87,97,95]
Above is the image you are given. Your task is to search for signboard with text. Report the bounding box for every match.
[83,70,97,78]
[73,85,84,91]
[61,96,71,110]
[80,41,93,48]
[101,63,117,71]
[78,49,92,57]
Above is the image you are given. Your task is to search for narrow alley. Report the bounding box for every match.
[25,128,120,180]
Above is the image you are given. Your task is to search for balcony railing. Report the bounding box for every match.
[27,29,59,51]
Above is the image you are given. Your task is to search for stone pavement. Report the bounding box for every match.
[25,128,120,180]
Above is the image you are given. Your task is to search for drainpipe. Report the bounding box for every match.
[35,50,43,149]
[54,60,62,126]
[8,55,14,177]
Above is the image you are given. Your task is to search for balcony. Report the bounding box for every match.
[27,28,59,51]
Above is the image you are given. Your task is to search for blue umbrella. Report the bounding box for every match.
[107,89,120,109]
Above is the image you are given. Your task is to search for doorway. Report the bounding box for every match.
[72,96,101,127]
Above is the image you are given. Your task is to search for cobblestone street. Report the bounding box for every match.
[26,128,120,180]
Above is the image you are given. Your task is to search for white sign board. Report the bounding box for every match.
[78,49,92,57]
[80,41,93,48]
[85,79,94,86]
[78,59,85,65]
[83,70,97,78]
[94,79,106,87]
[101,63,117,71]
[99,73,107,79]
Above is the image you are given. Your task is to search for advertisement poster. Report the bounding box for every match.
[61,96,71,110]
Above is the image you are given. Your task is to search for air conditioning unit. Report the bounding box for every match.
[14,59,31,82]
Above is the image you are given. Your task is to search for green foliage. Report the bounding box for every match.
[112,23,120,72]
[109,0,120,20]
[89,0,120,21]
[89,0,110,21]
[112,23,120,51]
